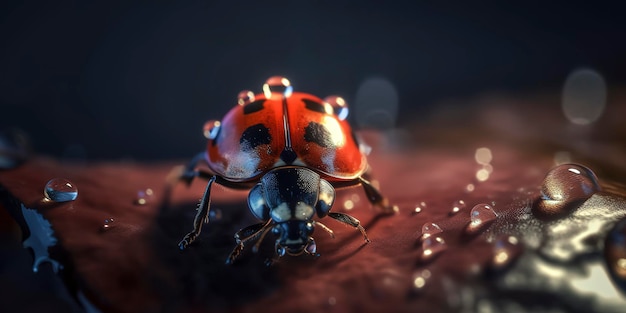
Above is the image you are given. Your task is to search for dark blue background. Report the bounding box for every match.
[2,1,625,160]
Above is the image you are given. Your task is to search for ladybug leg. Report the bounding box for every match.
[358,176,397,214]
[178,175,216,250]
[226,220,273,264]
[314,221,336,239]
[328,212,370,243]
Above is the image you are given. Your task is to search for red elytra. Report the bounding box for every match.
[204,90,366,182]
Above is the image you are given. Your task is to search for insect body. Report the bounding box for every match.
[177,76,393,264]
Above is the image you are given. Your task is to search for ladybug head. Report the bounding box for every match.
[247,166,336,258]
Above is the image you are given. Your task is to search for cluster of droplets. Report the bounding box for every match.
[43,178,78,202]
[449,200,466,215]
[534,163,601,219]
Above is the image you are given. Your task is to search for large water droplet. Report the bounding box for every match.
[44,178,78,202]
[605,218,626,293]
[490,235,522,272]
[324,95,349,120]
[421,222,442,240]
[421,236,447,262]
[237,90,255,106]
[134,188,154,205]
[466,203,497,234]
[203,120,221,140]
[534,163,601,219]
[263,76,293,99]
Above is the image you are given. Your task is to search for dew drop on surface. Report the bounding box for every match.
[491,235,522,271]
[324,95,349,120]
[237,90,255,106]
[534,163,601,219]
[411,269,431,293]
[466,203,497,234]
[203,120,221,140]
[44,178,78,202]
[421,236,447,262]
[413,202,426,214]
[421,222,442,239]
[450,200,466,215]
[263,76,293,99]
[102,218,115,231]
[134,188,154,205]
[604,218,626,292]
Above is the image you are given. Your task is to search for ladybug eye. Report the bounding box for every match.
[237,90,255,106]
[203,120,221,140]
[263,76,293,99]
[324,96,349,121]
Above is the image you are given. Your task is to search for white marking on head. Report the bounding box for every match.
[271,202,291,222]
[295,202,314,220]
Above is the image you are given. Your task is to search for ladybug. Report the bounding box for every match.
[176,76,394,264]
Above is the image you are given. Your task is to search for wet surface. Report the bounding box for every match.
[1,88,626,312]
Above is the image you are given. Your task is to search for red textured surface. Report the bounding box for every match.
[1,89,626,312]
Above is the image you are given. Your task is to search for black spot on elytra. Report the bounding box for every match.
[302,99,327,114]
[240,124,271,150]
[304,122,333,148]
[243,100,265,114]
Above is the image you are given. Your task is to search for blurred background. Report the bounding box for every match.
[1,1,625,160]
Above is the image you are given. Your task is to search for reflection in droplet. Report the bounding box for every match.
[324,95,349,121]
[203,120,221,140]
[450,200,466,215]
[422,236,447,262]
[562,68,607,125]
[605,218,626,293]
[44,178,78,202]
[263,76,293,99]
[534,163,601,219]
[491,235,522,272]
[466,204,497,234]
[354,77,398,130]
[237,90,255,106]
[134,188,154,205]
[421,222,442,240]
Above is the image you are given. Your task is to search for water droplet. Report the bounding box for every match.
[421,236,447,262]
[411,269,431,293]
[237,90,255,106]
[102,218,115,231]
[466,204,497,234]
[263,76,293,99]
[134,188,154,205]
[450,200,466,215]
[534,163,601,219]
[44,178,78,202]
[604,218,626,292]
[324,95,349,120]
[413,202,426,214]
[490,235,522,272]
[209,208,223,221]
[203,120,221,140]
[421,222,442,239]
